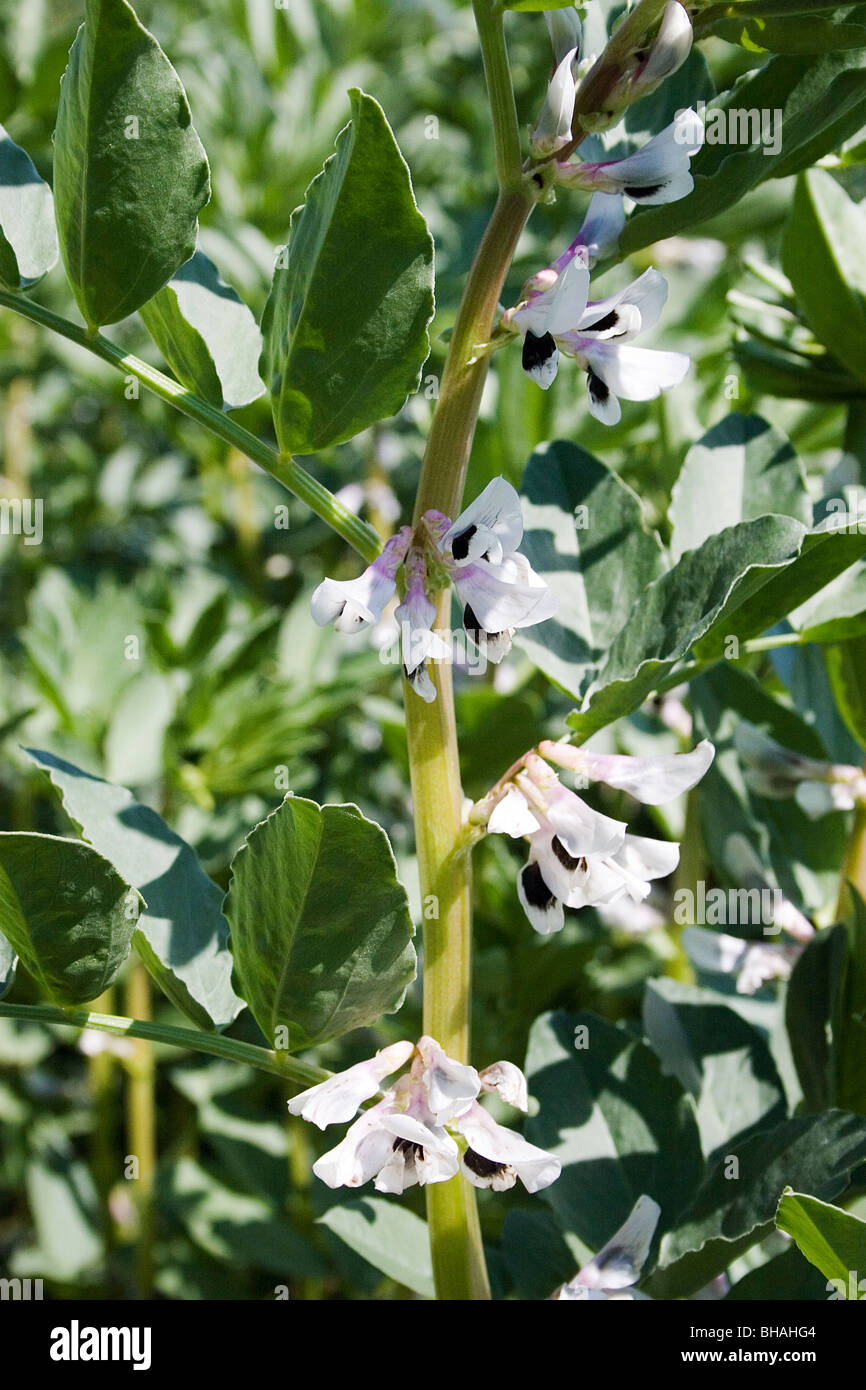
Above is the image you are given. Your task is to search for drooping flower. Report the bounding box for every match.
[311,527,411,633]
[505,253,689,420]
[734,722,866,818]
[552,1195,660,1300]
[288,1035,560,1195]
[682,926,804,996]
[440,477,558,661]
[558,107,704,205]
[395,547,451,703]
[485,741,713,935]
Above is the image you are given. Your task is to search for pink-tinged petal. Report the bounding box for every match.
[415,1035,480,1123]
[287,1039,414,1129]
[311,1104,398,1189]
[454,555,558,635]
[541,737,714,804]
[479,1060,529,1112]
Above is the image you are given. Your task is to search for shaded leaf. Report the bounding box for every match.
[319,1196,434,1298]
[0,124,58,289]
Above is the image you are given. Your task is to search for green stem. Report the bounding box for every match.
[0,1001,327,1089]
[650,631,811,700]
[0,290,380,564]
[406,13,532,1302]
[124,963,157,1297]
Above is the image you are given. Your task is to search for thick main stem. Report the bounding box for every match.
[406,0,531,1301]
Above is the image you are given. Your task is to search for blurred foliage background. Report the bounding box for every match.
[1,0,865,1298]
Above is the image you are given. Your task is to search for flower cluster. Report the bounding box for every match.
[482,737,715,935]
[288,1036,561,1195]
[311,478,557,699]
[506,5,703,419]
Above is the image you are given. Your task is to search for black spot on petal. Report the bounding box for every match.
[451,524,476,562]
[463,1149,507,1180]
[587,369,610,405]
[463,603,482,644]
[624,183,664,199]
[582,309,620,334]
[520,861,555,910]
[393,1138,424,1159]
[522,330,557,375]
[551,836,580,871]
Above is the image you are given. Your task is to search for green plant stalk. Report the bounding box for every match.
[87,986,118,1259]
[124,962,157,1297]
[0,290,381,563]
[406,0,530,1302]
[0,1000,328,1088]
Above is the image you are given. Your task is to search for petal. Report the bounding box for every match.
[638,2,693,88]
[444,476,524,564]
[542,782,628,858]
[415,1035,480,1123]
[512,257,590,340]
[545,7,582,67]
[517,858,565,935]
[521,330,560,389]
[531,46,578,157]
[546,738,715,804]
[479,1060,529,1112]
[456,1102,561,1194]
[577,267,669,342]
[311,1105,397,1189]
[582,341,690,403]
[454,555,558,634]
[487,785,541,838]
[287,1040,414,1129]
[572,192,625,267]
[576,1195,661,1290]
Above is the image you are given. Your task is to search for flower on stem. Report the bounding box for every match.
[552,1194,660,1300]
[630,2,693,97]
[441,477,559,662]
[395,547,451,703]
[311,527,411,633]
[504,248,689,421]
[486,740,714,935]
[531,10,582,157]
[557,108,704,205]
[288,1035,560,1195]
[734,722,866,818]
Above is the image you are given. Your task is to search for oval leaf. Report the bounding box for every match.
[0,125,58,290]
[776,1190,866,1293]
[0,831,141,1005]
[26,747,243,1032]
[261,88,434,454]
[140,248,264,410]
[225,796,416,1051]
[53,0,210,327]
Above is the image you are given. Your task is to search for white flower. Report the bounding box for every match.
[553,1195,660,1300]
[681,927,803,995]
[558,108,704,205]
[311,527,411,633]
[440,478,558,659]
[632,2,692,93]
[290,1035,559,1196]
[539,737,715,804]
[734,722,866,815]
[508,257,591,389]
[487,751,689,935]
[532,43,580,156]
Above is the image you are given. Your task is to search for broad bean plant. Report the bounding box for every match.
[2,0,866,1302]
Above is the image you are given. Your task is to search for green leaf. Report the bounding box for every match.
[776,1189,866,1294]
[524,1010,703,1254]
[261,88,434,454]
[648,1110,866,1298]
[517,440,665,700]
[505,0,577,9]
[643,978,787,1161]
[26,748,243,1031]
[162,1157,327,1277]
[0,831,140,1006]
[500,1207,577,1300]
[714,15,866,53]
[318,1196,435,1298]
[620,50,866,255]
[0,124,58,290]
[567,516,808,741]
[0,929,17,1000]
[825,634,866,747]
[669,413,809,562]
[139,248,264,410]
[725,1245,832,1300]
[17,1128,103,1283]
[691,666,847,916]
[53,0,210,327]
[224,796,416,1051]
[782,170,866,385]
[792,561,866,642]
[785,925,847,1112]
